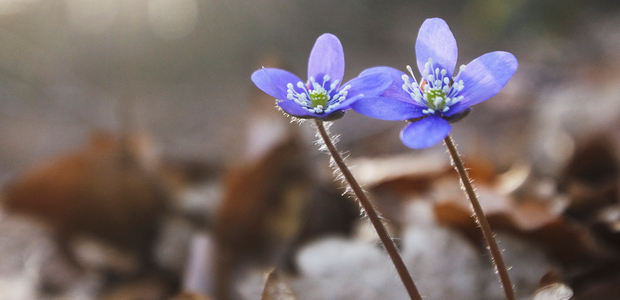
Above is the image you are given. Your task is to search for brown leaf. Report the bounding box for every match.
[99,273,173,300]
[559,136,619,220]
[347,153,451,225]
[533,283,574,300]
[2,131,169,270]
[349,154,500,226]
[214,135,309,299]
[433,178,608,265]
[568,261,620,300]
[261,268,296,300]
[349,153,451,189]
[170,293,213,300]
[215,135,308,250]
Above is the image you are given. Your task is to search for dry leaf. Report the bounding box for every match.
[569,261,620,299]
[170,293,213,300]
[350,154,500,226]
[434,194,608,265]
[99,273,173,300]
[559,136,619,220]
[214,136,309,299]
[533,283,574,300]
[349,153,450,188]
[428,172,617,267]
[216,136,307,249]
[261,268,296,300]
[2,131,169,271]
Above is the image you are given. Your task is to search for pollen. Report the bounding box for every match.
[286,75,350,114]
[401,58,466,115]
[310,89,329,108]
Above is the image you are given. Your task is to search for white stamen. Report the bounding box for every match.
[406,65,417,83]
[330,79,340,90]
[284,76,352,115]
[399,57,466,116]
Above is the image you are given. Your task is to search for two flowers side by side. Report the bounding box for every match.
[251,17,520,300]
[251,17,519,148]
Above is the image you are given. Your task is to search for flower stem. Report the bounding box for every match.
[443,135,515,300]
[314,119,422,300]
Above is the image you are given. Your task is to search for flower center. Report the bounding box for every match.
[424,87,448,112]
[286,75,351,114]
[401,58,466,115]
[309,88,329,108]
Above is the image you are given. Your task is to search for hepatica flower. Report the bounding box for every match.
[251,33,392,121]
[351,18,518,148]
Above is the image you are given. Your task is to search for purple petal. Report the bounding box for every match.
[415,18,458,78]
[251,68,304,100]
[336,72,392,109]
[343,72,392,98]
[400,115,451,149]
[307,33,345,86]
[442,101,470,117]
[455,51,518,107]
[351,96,425,121]
[336,94,364,111]
[277,101,319,118]
[360,66,406,81]
[359,66,415,102]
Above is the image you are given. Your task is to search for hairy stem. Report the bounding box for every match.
[443,135,515,300]
[314,119,422,300]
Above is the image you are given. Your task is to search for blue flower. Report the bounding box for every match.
[251,33,393,121]
[351,18,518,149]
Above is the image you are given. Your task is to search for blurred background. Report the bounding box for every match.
[1,0,620,299]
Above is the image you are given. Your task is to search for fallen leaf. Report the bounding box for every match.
[559,136,619,220]
[170,293,213,300]
[261,268,296,300]
[214,136,309,299]
[2,131,169,272]
[533,283,574,300]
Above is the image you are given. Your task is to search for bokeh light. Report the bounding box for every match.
[65,0,119,35]
[147,0,198,40]
[0,0,38,15]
